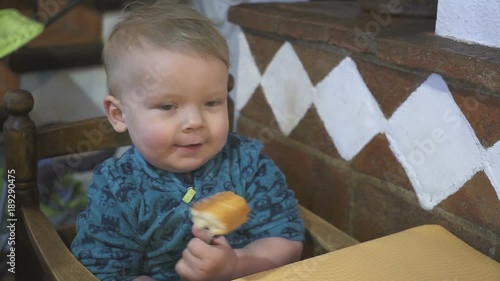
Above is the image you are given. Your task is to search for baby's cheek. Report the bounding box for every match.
[212,121,229,144]
[142,135,178,166]
[141,127,172,147]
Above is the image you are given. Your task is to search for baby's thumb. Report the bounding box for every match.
[191,225,230,246]
[192,225,217,244]
[210,234,230,247]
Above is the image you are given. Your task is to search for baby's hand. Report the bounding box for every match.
[175,226,237,281]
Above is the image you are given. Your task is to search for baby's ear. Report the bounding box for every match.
[104,95,127,133]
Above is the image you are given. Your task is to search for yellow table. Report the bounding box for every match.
[236,225,500,281]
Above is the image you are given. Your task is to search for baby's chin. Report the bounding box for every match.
[157,158,212,173]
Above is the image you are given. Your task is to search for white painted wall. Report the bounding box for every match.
[21,66,107,125]
[234,33,500,209]
[436,0,500,48]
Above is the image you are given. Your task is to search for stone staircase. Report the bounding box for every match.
[0,0,125,124]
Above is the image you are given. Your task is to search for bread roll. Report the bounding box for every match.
[191,191,251,236]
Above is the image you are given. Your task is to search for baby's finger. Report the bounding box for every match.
[192,225,216,244]
[210,234,230,247]
[181,247,201,267]
[185,237,210,259]
[176,252,209,281]
[175,258,192,280]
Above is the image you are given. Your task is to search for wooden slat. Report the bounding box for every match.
[22,206,99,281]
[299,205,359,254]
[37,116,132,160]
[8,43,103,73]
[8,5,103,73]
[23,5,102,47]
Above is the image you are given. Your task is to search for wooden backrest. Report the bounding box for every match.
[4,90,105,281]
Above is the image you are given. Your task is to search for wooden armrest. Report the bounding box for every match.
[21,199,353,280]
[37,117,132,159]
[299,205,358,254]
[21,206,99,281]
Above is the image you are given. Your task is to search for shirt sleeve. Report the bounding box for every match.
[242,151,305,242]
[71,161,144,281]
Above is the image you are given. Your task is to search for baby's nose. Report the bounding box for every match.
[183,108,204,130]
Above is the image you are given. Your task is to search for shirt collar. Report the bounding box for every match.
[131,146,220,183]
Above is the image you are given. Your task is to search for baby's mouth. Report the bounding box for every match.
[177,143,203,148]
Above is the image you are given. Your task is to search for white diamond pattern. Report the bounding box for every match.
[234,31,262,111]
[260,42,314,136]
[386,74,485,209]
[485,141,500,200]
[314,57,387,161]
[235,38,500,209]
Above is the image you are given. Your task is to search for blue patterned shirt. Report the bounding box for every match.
[71,133,305,281]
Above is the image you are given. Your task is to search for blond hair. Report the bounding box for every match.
[103,0,230,95]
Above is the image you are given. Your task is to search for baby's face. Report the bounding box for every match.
[116,49,229,173]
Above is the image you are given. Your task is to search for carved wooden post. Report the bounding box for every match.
[3,90,41,281]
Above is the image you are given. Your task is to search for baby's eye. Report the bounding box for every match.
[206,100,223,107]
[160,104,176,111]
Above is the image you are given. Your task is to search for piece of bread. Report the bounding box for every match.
[191,191,251,236]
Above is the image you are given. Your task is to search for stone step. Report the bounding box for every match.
[7,4,103,73]
[0,1,123,123]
